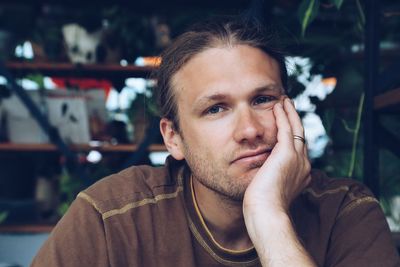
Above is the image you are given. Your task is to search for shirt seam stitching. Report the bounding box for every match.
[302,186,350,198]
[77,186,184,220]
[336,196,379,221]
[187,216,259,267]
[77,192,103,213]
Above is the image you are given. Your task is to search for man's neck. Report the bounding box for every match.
[192,177,253,251]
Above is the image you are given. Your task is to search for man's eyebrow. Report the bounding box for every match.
[252,84,284,94]
[193,93,229,110]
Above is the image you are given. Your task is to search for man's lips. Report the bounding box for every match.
[231,148,272,164]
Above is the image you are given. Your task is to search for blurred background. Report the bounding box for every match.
[0,0,399,266]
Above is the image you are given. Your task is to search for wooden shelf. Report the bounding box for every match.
[5,62,157,80]
[374,87,400,111]
[0,143,166,152]
[0,224,54,233]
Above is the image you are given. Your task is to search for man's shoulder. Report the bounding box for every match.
[84,164,170,196]
[301,169,379,216]
[76,158,185,217]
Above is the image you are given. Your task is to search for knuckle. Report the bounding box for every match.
[288,152,296,161]
[304,161,311,173]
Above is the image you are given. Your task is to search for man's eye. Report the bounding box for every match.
[253,95,276,105]
[205,105,224,115]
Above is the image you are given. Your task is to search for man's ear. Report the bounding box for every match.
[160,118,185,160]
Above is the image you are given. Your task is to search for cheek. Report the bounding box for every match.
[257,110,278,138]
[177,109,229,157]
[191,120,231,146]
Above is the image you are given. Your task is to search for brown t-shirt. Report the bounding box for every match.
[32,157,399,267]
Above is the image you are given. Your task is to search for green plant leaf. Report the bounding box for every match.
[57,202,70,216]
[0,211,8,224]
[298,0,320,36]
[332,0,344,9]
[26,74,45,89]
[341,118,356,133]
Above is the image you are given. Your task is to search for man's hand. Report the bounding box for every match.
[243,97,316,267]
[244,97,311,212]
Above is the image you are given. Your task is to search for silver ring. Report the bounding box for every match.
[293,135,306,144]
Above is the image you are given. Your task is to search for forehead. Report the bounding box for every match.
[171,45,283,106]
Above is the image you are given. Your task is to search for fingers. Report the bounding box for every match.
[281,97,311,186]
[273,100,294,151]
[282,98,305,153]
[273,97,305,151]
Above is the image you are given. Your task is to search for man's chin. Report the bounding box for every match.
[232,160,264,179]
[242,168,260,184]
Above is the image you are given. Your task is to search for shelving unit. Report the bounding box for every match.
[2,61,162,153]
[1,61,163,155]
[0,143,166,153]
[363,0,400,199]
[374,87,400,111]
[0,57,164,227]
[5,62,157,80]
[0,224,54,234]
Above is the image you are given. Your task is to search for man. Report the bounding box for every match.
[32,17,399,267]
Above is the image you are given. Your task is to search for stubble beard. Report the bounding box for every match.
[182,141,265,202]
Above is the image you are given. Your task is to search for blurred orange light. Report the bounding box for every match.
[322,77,337,87]
[141,57,161,66]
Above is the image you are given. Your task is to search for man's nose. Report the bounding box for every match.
[233,107,265,144]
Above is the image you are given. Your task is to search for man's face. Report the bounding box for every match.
[169,45,284,201]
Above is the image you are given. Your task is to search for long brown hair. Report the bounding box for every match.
[154,16,287,131]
